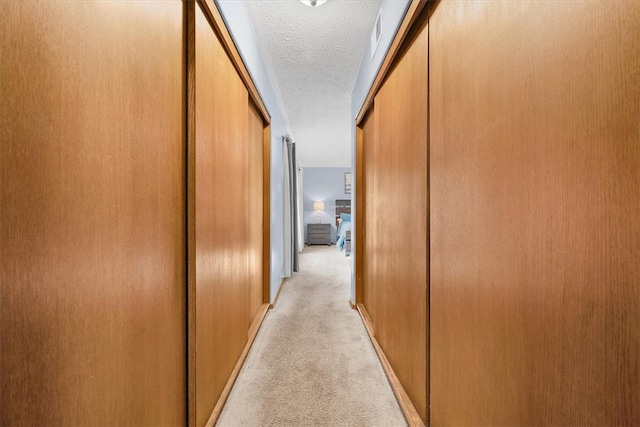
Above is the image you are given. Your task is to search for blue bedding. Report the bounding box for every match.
[336,220,351,251]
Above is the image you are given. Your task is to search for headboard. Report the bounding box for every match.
[335,199,351,227]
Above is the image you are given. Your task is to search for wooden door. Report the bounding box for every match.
[0,2,186,424]
[248,100,265,324]
[363,16,430,423]
[193,3,250,425]
[429,1,640,424]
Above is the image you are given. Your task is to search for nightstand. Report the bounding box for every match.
[307,223,331,245]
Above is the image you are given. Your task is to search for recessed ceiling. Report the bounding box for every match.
[246,0,382,167]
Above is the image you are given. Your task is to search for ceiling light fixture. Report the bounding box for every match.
[300,0,327,7]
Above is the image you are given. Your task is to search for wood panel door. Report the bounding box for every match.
[359,108,375,319]
[429,1,640,424]
[0,2,186,425]
[355,113,368,307]
[193,3,250,425]
[248,100,265,325]
[367,17,430,423]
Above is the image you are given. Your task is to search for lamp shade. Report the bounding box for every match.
[313,201,325,211]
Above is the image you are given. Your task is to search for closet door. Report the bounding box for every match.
[1,2,185,425]
[248,100,265,325]
[359,108,374,318]
[367,17,429,423]
[429,1,640,424]
[192,3,263,425]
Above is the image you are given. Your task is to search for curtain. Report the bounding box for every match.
[282,135,299,277]
[296,167,304,253]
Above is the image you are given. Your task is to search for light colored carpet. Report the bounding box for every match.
[216,246,406,427]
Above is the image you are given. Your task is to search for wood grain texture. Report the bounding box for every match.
[355,125,365,305]
[194,3,250,425]
[205,303,270,427]
[359,108,374,316]
[198,0,270,123]
[366,17,430,423]
[429,1,640,425]
[248,100,264,325]
[0,2,186,425]
[263,124,271,305]
[186,1,198,424]
[356,305,425,427]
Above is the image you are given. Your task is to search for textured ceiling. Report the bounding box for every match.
[247,0,381,167]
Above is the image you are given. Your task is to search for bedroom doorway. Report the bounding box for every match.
[300,167,353,265]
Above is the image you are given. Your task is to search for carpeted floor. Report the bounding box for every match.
[216,245,406,427]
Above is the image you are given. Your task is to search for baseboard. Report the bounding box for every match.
[268,277,286,309]
[355,304,425,427]
[356,303,374,336]
[205,303,270,427]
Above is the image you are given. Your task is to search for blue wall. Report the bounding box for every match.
[217,0,288,302]
[349,0,411,302]
[302,167,351,244]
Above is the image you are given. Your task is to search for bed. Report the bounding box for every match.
[335,199,351,255]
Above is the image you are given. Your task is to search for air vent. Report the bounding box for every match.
[370,8,382,60]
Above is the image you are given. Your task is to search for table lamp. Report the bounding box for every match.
[313,201,325,223]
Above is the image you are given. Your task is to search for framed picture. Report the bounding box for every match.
[344,172,352,194]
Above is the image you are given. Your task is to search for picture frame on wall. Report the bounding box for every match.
[344,172,352,194]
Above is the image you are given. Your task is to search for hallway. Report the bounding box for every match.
[217,246,405,426]
[2,1,638,425]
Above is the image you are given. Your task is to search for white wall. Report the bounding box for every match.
[351,0,411,115]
